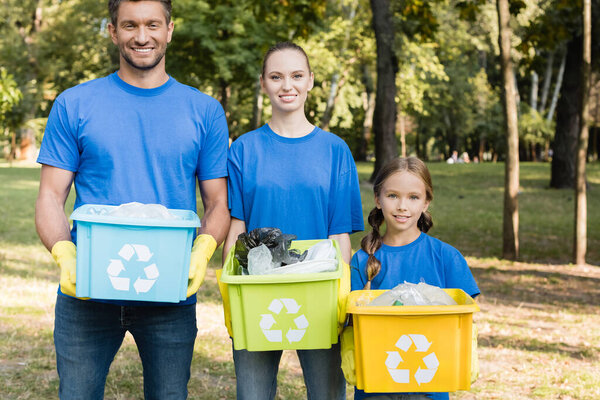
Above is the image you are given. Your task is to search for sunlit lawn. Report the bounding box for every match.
[1,160,599,399]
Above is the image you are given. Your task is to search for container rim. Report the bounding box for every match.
[70,204,201,228]
[220,239,344,284]
[347,289,480,315]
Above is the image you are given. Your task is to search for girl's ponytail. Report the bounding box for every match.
[418,210,433,233]
[360,207,385,289]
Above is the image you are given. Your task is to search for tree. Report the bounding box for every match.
[0,68,23,160]
[370,0,398,181]
[574,0,591,265]
[522,0,600,188]
[497,0,520,260]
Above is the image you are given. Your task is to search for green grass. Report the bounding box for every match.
[1,161,600,399]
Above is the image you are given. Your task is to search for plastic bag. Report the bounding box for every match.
[234,227,307,272]
[248,244,281,275]
[107,202,179,220]
[269,258,338,274]
[369,282,457,306]
[267,239,338,274]
[304,239,337,261]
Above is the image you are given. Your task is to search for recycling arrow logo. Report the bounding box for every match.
[106,244,160,294]
[259,298,309,343]
[385,334,439,386]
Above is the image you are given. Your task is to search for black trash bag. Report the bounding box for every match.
[234,227,307,271]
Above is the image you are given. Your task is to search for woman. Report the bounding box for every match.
[223,42,364,400]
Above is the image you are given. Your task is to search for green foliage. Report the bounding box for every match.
[0,0,592,162]
[518,105,554,145]
[167,0,327,137]
[0,68,22,125]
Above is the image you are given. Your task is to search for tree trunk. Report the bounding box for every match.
[369,0,398,181]
[320,72,340,131]
[550,38,582,188]
[547,50,567,122]
[539,50,554,113]
[250,75,263,131]
[398,114,406,157]
[531,71,539,112]
[574,0,591,265]
[357,64,375,161]
[497,0,520,260]
[218,79,230,115]
[16,3,43,161]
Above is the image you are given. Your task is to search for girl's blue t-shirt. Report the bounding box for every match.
[227,123,364,239]
[350,232,480,400]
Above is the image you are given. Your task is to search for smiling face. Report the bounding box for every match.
[260,49,314,116]
[108,1,173,73]
[376,171,431,243]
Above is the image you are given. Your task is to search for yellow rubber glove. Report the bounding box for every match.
[216,269,233,337]
[340,325,356,386]
[187,234,217,298]
[51,241,77,297]
[337,261,351,331]
[471,322,479,383]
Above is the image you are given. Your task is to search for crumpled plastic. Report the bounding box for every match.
[368,281,457,306]
[234,227,307,273]
[107,202,179,220]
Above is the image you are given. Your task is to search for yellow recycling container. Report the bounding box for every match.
[347,289,479,393]
[220,239,343,351]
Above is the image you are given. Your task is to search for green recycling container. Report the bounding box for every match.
[220,239,342,351]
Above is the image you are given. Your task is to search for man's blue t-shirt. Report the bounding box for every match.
[227,124,364,239]
[38,72,229,304]
[350,233,480,400]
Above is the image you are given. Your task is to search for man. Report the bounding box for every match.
[35,1,230,398]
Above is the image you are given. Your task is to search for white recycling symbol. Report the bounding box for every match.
[259,298,309,343]
[106,244,160,294]
[385,334,439,386]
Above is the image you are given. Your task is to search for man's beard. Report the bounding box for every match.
[121,49,166,71]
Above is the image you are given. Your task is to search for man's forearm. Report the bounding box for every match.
[35,194,72,251]
[199,202,230,246]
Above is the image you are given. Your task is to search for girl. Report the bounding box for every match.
[349,157,479,400]
[223,42,364,400]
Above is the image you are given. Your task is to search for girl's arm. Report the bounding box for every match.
[222,217,246,262]
[329,232,352,264]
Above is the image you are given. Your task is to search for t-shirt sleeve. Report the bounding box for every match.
[37,96,80,171]
[328,147,364,236]
[444,248,480,298]
[227,142,245,221]
[351,251,367,291]
[197,102,229,181]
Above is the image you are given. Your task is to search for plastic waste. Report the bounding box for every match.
[248,244,281,275]
[368,282,457,306]
[234,227,306,271]
[269,258,338,274]
[304,239,337,261]
[107,202,179,220]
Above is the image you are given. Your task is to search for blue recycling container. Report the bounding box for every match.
[70,204,200,302]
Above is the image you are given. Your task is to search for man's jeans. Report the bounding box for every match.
[54,295,197,400]
[232,341,346,400]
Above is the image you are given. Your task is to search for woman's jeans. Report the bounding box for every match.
[54,295,197,400]
[233,341,346,400]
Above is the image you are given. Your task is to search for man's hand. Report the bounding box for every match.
[51,241,77,297]
[187,234,217,298]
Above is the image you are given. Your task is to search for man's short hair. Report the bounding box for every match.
[108,0,172,25]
